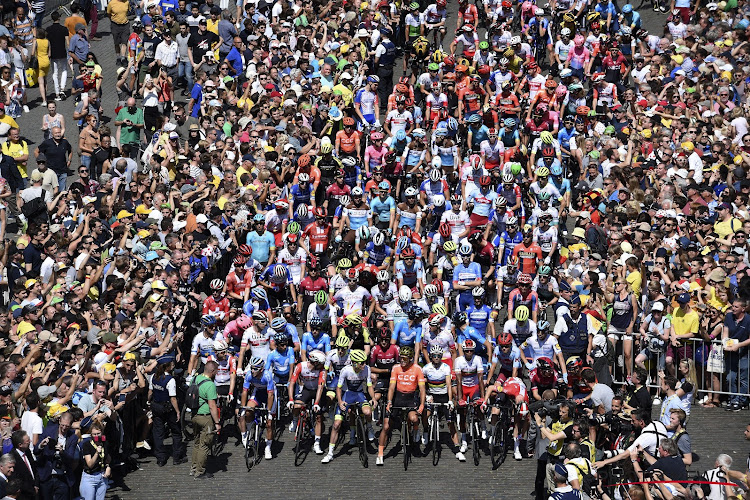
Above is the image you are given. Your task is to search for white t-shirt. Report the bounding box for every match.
[21,410,43,441]
[627,421,669,456]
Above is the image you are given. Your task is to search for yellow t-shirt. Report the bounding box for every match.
[1,140,28,178]
[707,286,730,312]
[714,217,741,239]
[626,270,642,298]
[106,0,129,25]
[207,18,219,35]
[672,307,699,339]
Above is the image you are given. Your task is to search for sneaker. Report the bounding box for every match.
[421,431,428,446]
[460,441,468,453]
[41,101,47,107]
[697,395,709,405]
[314,442,323,455]
[264,447,273,460]
[659,5,667,11]
[289,421,296,433]
[321,453,333,463]
[189,468,196,476]
[136,441,151,451]
[54,93,62,101]
[456,451,466,462]
[376,455,384,466]
[488,435,494,447]
[22,105,29,113]
[514,448,523,461]
[481,428,487,440]
[652,3,659,10]
[195,472,214,480]
[652,396,661,406]
[241,432,248,447]
[368,427,376,442]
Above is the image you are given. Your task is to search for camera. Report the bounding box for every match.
[93,435,106,443]
[530,399,560,420]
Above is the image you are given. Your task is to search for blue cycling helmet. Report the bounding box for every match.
[504,117,516,127]
[458,244,472,256]
[447,117,458,131]
[396,129,407,141]
[201,314,217,326]
[538,320,551,331]
[396,236,409,251]
[367,75,380,84]
[271,317,287,330]
[252,288,268,302]
[622,3,633,12]
[253,213,265,222]
[378,181,390,190]
[273,331,288,344]
[242,299,255,316]
[551,164,563,176]
[468,114,481,123]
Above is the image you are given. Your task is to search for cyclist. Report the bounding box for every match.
[339,187,372,245]
[509,272,540,321]
[454,312,494,364]
[530,356,561,400]
[225,257,253,306]
[392,306,424,363]
[210,340,237,401]
[306,290,337,336]
[511,230,543,278]
[240,356,276,460]
[387,285,413,328]
[335,117,362,162]
[466,286,496,343]
[238,311,273,368]
[496,216,523,266]
[266,331,296,386]
[423,0,448,46]
[396,186,423,234]
[453,244,483,310]
[298,262,328,327]
[339,313,372,357]
[300,317,332,361]
[488,332,522,383]
[188,315,220,376]
[329,258,352,297]
[202,279,230,321]
[395,247,425,298]
[483,374,529,460]
[353,76,380,129]
[287,349,328,455]
[421,310,456,365]
[455,339,485,454]
[378,345,426,466]
[246,214,277,267]
[333,268,374,319]
[369,327,400,418]
[270,316,300,354]
[421,344,461,459]
[277,234,307,287]
[257,263,297,317]
[504,304,537,347]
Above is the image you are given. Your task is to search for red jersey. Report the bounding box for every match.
[458,3,478,24]
[458,86,486,114]
[370,344,400,377]
[299,275,328,298]
[202,296,230,317]
[303,221,333,254]
[511,242,543,274]
[226,270,252,296]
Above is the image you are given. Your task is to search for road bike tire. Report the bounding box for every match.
[245,423,258,471]
[473,427,480,466]
[293,413,306,466]
[491,420,507,468]
[402,416,410,471]
[356,414,369,468]
[180,406,195,441]
[431,414,440,466]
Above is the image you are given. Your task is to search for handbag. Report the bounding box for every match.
[706,343,724,373]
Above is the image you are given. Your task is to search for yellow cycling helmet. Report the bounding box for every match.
[432,304,448,316]
[503,48,515,58]
[337,258,353,270]
[564,12,576,22]
[345,313,363,326]
[540,131,554,144]
[443,240,458,252]
[515,305,530,322]
[335,335,351,348]
[432,50,445,64]
[536,167,550,177]
[350,349,367,363]
[321,143,333,154]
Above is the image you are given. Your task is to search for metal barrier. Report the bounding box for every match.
[608,336,750,402]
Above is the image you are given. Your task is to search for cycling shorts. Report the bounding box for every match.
[393,390,419,409]
[461,384,481,402]
[294,386,319,406]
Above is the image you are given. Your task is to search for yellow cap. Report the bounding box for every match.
[135,204,150,215]
[137,229,150,238]
[681,141,695,151]
[24,279,38,289]
[572,227,585,239]
[17,322,35,336]
[117,210,135,219]
[642,129,652,138]
[102,363,117,374]
[721,71,733,80]
[735,155,744,165]
[47,403,68,419]
[671,54,684,65]
[621,241,633,253]
[124,352,136,361]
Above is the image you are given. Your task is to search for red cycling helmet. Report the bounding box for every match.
[313,206,326,218]
[479,175,492,186]
[439,222,451,238]
[431,278,444,295]
[402,247,416,258]
[498,332,514,346]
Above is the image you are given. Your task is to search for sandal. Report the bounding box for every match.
[701,401,719,408]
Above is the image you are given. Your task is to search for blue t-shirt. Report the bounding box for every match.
[246,230,276,263]
[189,83,203,118]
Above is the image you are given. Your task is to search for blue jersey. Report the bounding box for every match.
[266,348,295,377]
[290,183,314,210]
[259,264,292,291]
[453,262,482,296]
[470,125,490,150]
[365,242,392,266]
[370,196,396,223]
[301,331,331,354]
[395,259,424,287]
[466,304,493,337]
[392,319,423,347]
[243,370,276,392]
[557,127,577,157]
[343,203,370,230]
[283,323,301,345]
[246,230,276,263]
[456,326,489,359]
[496,231,523,265]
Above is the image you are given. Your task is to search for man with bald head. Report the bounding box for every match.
[35,126,72,190]
[115,97,145,155]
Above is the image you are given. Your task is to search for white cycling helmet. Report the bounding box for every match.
[298,173,310,183]
[429,169,442,182]
[405,186,419,197]
[373,231,386,246]
[429,344,443,357]
[507,216,519,225]
[472,286,485,297]
[296,204,308,218]
[377,270,390,282]
[399,285,412,302]
[308,350,326,364]
[502,173,514,183]
[213,340,228,352]
[510,36,521,45]
[433,194,445,207]
[432,156,442,169]
[424,284,438,297]
[274,265,287,278]
[351,186,364,196]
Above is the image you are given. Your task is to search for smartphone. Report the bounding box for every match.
[118,393,127,403]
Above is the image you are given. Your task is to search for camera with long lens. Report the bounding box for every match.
[530,399,561,420]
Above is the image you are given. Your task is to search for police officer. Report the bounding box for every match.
[557,294,595,362]
[374,27,397,112]
[150,354,186,466]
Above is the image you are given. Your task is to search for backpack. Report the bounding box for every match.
[21,195,48,224]
[185,377,209,414]
[585,224,608,256]
[570,460,597,496]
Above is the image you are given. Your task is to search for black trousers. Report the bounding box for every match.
[152,407,184,461]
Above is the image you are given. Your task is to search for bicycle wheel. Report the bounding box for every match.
[402,416,410,471]
[180,406,195,441]
[491,419,507,468]
[356,414,369,468]
[431,413,441,466]
[245,422,258,471]
[471,414,480,466]
[293,413,306,466]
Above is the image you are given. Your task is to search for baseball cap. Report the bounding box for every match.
[676,292,691,304]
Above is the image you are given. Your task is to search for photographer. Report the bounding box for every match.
[535,400,576,498]
[595,408,668,470]
[35,411,79,500]
[631,438,687,485]
[563,442,597,498]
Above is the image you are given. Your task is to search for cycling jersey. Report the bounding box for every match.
[241,327,273,362]
[370,344,400,378]
[503,318,537,346]
[492,344,522,374]
[466,304,493,337]
[243,370,275,394]
[338,364,372,393]
[277,247,307,285]
[303,221,332,254]
[421,328,455,358]
[392,318,423,347]
[208,355,236,385]
[325,349,351,389]
[396,205,422,230]
[512,242,543,275]
[226,270,253,298]
[385,109,414,135]
[300,331,331,354]
[419,179,449,206]
[423,362,451,395]
[202,295,230,318]
[291,361,326,391]
[456,325,490,359]
[390,364,425,393]
[246,230,276,264]
[333,285,371,317]
[521,334,561,362]
[354,88,378,123]
[342,202,370,230]
[454,354,483,387]
[266,347,295,378]
[395,259,424,288]
[259,264,292,291]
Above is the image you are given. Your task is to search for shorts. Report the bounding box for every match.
[294,386,318,406]
[216,384,231,396]
[392,390,419,409]
[374,377,389,392]
[469,213,489,227]
[336,391,369,419]
[427,392,450,404]
[111,22,130,46]
[461,384,481,402]
[607,325,633,341]
[248,387,277,414]
[274,373,290,386]
[666,342,693,362]
[638,348,666,371]
[361,113,376,126]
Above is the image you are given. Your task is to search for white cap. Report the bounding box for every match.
[196,214,209,224]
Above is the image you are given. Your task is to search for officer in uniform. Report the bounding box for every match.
[557,294,595,362]
[374,27,397,112]
[150,354,186,466]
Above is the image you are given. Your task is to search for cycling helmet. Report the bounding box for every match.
[566,356,583,371]
[345,313,363,326]
[537,357,553,372]
[234,255,247,266]
[377,270,390,282]
[405,186,419,197]
[350,349,367,363]
[213,340,228,352]
[308,350,326,365]
[373,231,386,246]
[518,273,532,285]
[407,307,423,320]
[210,279,224,290]
[252,311,267,323]
[335,335,350,348]
[413,128,427,139]
[274,265,287,278]
[339,195,350,206]
[576,105,590,116]
[432,304,447,316]
[201,314,217,326]
[273,331,288,344]
[431,279,444,295]
[537,320,551,332]
[249,356,265,370]
[467,114,482,123]
[495,196,507,208]
[538,265,552,276]
[536,167,550,177]
[237,314,252,329]
[357,225,371,241]
[469,154,482,170]
[346,268,360,280]
[510,163,523,175]
[275,199,289,211]
[253,213,265,223]
[545,79,558,89]
[541,145,555,158]
[561,28,571,36]
[313,207,326,218]
[447,118,458,131]
[462,339,476,351]
[296,204,308,219]
[396,237,409,251]
[377,327,391,341]
[378,180,390,192]
[439,222,451,238]
[507,216,519,227]
[337,258,352,270]
[620,26,632,36]
[238,244,253,256]
[402,247,416,258]
[504,117,516,127]
[502,173,515,184]
[320,143,333,154]
[298,154,311,167]
[472,286,485,297]
[443,240,458,252]
[253,288,268,302]
[453,311,467,325]
[400,346,415,358]
[458,244,472,256]
[288,221,301,234]
[507,255,519,267]
[314,290,328,306]
[551,164,563,176]
[384,151,397,164]
[540,131,554,144]
[479,175,491,186]
[622,3,633,12]
[429,344,443,357]
[343,117,355,127]
[271,317,287,331]
[574,35,584,47]
[399,285,413,302]
[424,284,438,297]
[367,75,380,84]
[514,305,530,322]
[498,332,514,346]
[429,169,442,182]
[433,194,445,207]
